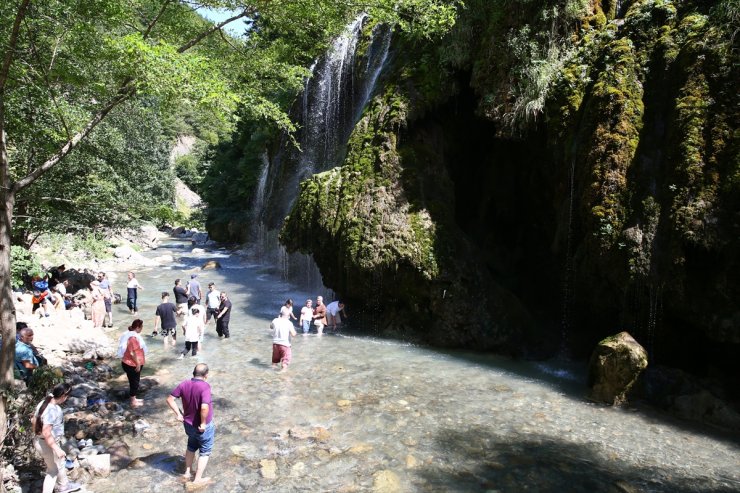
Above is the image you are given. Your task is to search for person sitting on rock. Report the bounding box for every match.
[15,327,39,385]
[32,276,52,318]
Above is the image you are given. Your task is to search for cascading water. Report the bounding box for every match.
[249,14,393,294]
[560,155,577,358]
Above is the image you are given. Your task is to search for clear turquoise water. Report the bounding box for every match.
[89,240,740,492]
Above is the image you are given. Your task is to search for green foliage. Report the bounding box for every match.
[2,366,64,465]
[42,232,113,261]
[27,366,65,398]
[10,245,42,288]
[175,145,207,191]
[12,100,175,243]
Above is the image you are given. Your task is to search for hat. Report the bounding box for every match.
[191,274,198,278]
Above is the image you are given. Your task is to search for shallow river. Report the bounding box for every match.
[89,240,740,492]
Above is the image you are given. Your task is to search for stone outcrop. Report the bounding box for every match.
[588,331,648,405]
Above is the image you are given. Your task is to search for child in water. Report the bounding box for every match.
[179,306,204,359]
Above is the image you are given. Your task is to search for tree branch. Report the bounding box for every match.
[0,0,31,92]
[142,0,173,40]
[12,84,136,193]
[178,10,251,53]
[25,18,72,141]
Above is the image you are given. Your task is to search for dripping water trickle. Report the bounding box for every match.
[560,156,577,358]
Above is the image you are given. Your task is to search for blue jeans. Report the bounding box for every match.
[184,421,215,456]
[301,320,311,334]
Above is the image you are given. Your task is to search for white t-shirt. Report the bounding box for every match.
[35,401,64,439]
[271,317,294,347]
[206,290,221,309]
[127,278,140,289]
[183,313,204,342]
[280,305,293,319]
[55,283,67,296]
[300,306,313,323]
[326,301,341,316]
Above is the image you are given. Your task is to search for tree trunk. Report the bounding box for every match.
[0,119,16,449]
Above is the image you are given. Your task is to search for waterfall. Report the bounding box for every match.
[249,14,393,294]
[559,156,577,358]
[298,14,392,181]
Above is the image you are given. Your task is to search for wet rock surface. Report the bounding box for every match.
[588,331,648,405]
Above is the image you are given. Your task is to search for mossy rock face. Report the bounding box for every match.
[282,86,535,349]
[588,331,648,405]
[546,0,739,353]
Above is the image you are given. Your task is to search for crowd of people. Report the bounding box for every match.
[270,296,347,370]
[18,265,349,489]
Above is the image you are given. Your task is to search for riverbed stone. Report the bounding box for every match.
[106,440,131,470]
[260,459,277,479]
[202,260,221,270]
[290,462,305,476]
[373,470,402,493]
[84,453,111,477]
[348,443,373,454]
[588,331,648,405]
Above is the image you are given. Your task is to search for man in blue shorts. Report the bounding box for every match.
[166,363,215,484]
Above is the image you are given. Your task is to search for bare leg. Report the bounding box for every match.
[183,449,195,478]
[193,455,210,482]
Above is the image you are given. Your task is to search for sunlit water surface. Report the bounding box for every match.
[88,240,740,492]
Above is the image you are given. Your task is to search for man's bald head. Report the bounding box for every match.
[193,363,209,377]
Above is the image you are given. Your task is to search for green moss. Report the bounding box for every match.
[282,84,445,283]
[582,37,645,249]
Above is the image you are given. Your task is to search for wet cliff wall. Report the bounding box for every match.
[280,0,739,380]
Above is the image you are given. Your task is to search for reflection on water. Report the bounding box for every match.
[91,240,740,492]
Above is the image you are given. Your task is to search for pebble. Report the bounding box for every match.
[372,470,402,493]
[348,443,373,454]
[259,459,277,479]
[290,462,305,476]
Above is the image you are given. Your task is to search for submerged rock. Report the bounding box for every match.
[202,260,221,270]
[588,331,648,405]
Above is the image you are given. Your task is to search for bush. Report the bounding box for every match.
[10,245,42,289]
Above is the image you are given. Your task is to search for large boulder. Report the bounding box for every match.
[588,331,648,405]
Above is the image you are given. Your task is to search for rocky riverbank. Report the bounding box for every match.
[5,225,215,492]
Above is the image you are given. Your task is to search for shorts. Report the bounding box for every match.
[185,421,215,456]
[160,327,177,338]
[177,303,188,315]
[272,344,292,366]
[206,307,219,322]
[104,298,112,312]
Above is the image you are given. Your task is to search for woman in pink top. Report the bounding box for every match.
[118,319,147,407]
